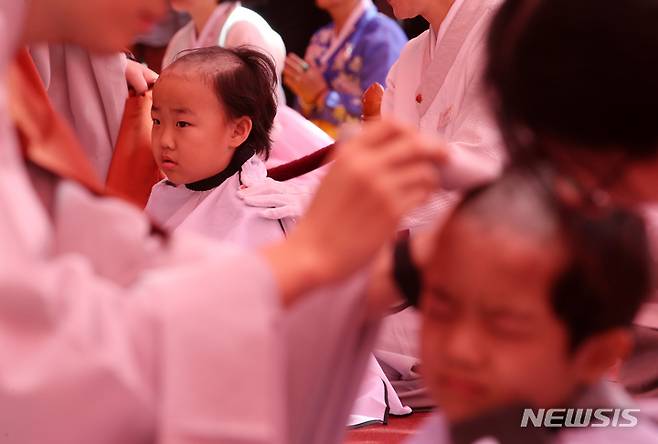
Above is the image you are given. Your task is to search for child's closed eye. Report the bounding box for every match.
[485,313,536,340]
[176,121,192,128]
[425,292,459,322]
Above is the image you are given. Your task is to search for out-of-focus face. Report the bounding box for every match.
[151,71,239,185]
[387,0,427,19]
[315,0,358,12]
[43,0,167,52]
[170,0,214,14]
[420,214,582,423]
[388,0,440,20]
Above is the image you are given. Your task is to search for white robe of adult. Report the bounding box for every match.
[29,45,128,181]
[378,0,504,408]
[0,3,378,443]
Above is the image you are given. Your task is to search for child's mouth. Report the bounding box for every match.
[161,159,177,170]
[438,374,487,398]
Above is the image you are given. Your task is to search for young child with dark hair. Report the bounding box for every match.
[404,167,658,443]
[145,46,287,247]
[162,0,333,173]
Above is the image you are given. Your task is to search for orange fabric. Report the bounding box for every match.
[106,91,162,208]
[9,48,161,208]
[8,49,105,195]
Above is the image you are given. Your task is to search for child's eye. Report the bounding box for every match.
[425,294,458,322]
[176,121,191,128]
[486,316,535,341]
[152,118,160,125]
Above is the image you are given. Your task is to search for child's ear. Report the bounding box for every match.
[228,116,252,150]
[572,328,632,384]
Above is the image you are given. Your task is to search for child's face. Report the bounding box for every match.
[151,72,240,185]
[420,214,582,422]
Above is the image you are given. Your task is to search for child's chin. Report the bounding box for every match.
[440,397,500,424]
[164,176,183,186]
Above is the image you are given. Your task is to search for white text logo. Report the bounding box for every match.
[520,408,640,428]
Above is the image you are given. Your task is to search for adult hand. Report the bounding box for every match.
[237,178,314,220]
[125,59,158,96]
[283,53,327,105]
[262,120,447,306]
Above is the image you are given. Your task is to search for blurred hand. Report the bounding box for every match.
[125,59,158,96]
[283,53,328,104]
[263,120,447,305]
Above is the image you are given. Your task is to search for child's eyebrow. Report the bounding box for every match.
[172,107,195,115]
[151,105,159,112]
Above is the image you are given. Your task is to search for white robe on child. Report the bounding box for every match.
[0,3,380,443]
[145,155,288,247]
[378,0,504,409]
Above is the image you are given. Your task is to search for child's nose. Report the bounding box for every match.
[159,127,175,150]
[444,322,486,368]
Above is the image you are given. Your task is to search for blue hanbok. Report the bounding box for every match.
[300,0,406,136]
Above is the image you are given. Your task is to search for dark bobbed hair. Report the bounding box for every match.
[168,46,278,159]
[451,166,652,351]
[486,0,658,158]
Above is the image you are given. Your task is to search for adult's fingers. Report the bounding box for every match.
[261,206,302,220]
[126,66,148,94]
[283,65,301,80]
[239,193,291,208]
[287,53,307,69]
[389,163,442,193]
[331,120,409,159]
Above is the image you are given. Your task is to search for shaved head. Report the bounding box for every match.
[428,166,651,350]
[163,46,244,84]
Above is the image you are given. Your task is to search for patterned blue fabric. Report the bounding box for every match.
[301,6,407,129]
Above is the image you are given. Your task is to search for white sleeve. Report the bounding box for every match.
[0,233,284,444]
[381,58,400,118]
[440,39,505,191]
[0,168,285,444]
[2,178,379,444]
[282,272,381,444]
